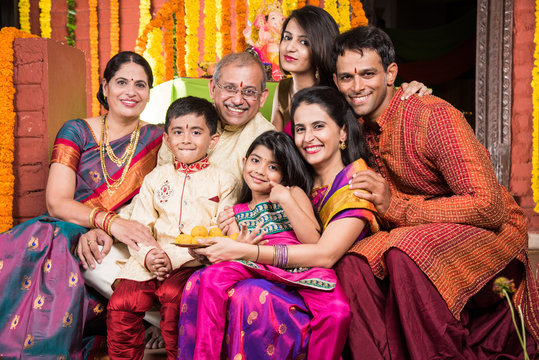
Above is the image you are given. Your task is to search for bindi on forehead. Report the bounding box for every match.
[186,123,188,129]
[240,81,243,88]
[354,67,357,74]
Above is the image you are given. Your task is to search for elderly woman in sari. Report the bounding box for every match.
[0,51,163,358]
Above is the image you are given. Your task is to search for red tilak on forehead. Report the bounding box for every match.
[131,78,134,81]
[186,123,189,129]
[240,81,243,87]
[354,67,357,74]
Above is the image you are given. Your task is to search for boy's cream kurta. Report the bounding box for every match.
[116,160,238,282]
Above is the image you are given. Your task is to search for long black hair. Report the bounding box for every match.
[290,86,370,167]
[280,5,339,87]
[96,51,154,110]
[237,130,313,203]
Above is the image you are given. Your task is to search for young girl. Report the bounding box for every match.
[178,130,351,360]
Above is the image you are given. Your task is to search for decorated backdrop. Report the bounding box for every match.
[15,0,368,117]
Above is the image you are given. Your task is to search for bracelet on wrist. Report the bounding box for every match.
[272,244,288,268]
[255,244,260,263]
[89,207,104,228]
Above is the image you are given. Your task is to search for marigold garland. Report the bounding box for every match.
[222,0,232,54]
[138,0,152,39]
[216,0,223,59]
[532,0,539,212]
[18,0,31,33]
[248,0,262,23]
[175,6,186,77]
[110,0,120,55]
[89,0,100,116]
[323,0,339,29]
[146,28,165,84]
[281,0,297,17]
[309,0,320,7]
[351,0,369,27]
[185,0,200,76]
[338,0,351,32]
[0,27,38,231]
[297,0,306,9]
[136,0,184,79]
[39,0,52,38]
[164,17,174,80]
[236,0,247,51]
[203,0,217,62]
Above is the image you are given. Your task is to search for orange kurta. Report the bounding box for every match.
[350,88,539,341]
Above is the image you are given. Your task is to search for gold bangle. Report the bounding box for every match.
[89,207,101,228]
[107,214,119,236]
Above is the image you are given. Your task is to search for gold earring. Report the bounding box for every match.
[339,140,347,150]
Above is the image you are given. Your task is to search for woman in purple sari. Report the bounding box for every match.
[0,52,163,359]
[182,86,382,359]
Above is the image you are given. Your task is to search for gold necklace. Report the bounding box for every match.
[104,115,138,167]
[99,114,141,193]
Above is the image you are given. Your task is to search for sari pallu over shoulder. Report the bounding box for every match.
[51,119,163,210]
[314,158,382,235]
[0,119,163,359]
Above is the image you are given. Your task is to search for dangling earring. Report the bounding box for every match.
[315,67,320,82]
[339,139,347,150]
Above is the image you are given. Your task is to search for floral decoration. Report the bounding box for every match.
[110,0,120,55]
[39,0,52,38]
[175,3,186,77]
[236,0,247,51]
[297,0,306,8]
[282,0,297,17]
[533,0,539,212]
[338,0,351,32]
[351,0,369,27]
[216,0,223,59]
[203,0,216,62]
[136,0,183,80]
[18,0,31,33]
[137,0,152,39]
[0,27,37,232]
[324,0,339,29]
[492,277,530,359]
[185,0,200,76]
[222,0,232,54]
[164,17,174,81]
[146,28,165,84]
[89,0,100,116]
[248,0,262,23]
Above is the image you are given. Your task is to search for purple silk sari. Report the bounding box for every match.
[0,119,162,359]
[178,159,379,359]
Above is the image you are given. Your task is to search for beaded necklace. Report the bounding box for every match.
[99,114,141,193]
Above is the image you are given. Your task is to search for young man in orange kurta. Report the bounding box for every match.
[333,25,539,359]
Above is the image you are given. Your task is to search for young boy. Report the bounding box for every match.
[106,96,238,360]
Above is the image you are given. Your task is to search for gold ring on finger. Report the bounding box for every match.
[87,239,96,246]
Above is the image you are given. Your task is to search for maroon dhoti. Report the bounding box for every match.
[107,267,200,360]
[336,249,537,360]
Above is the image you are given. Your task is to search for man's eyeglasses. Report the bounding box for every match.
[215,82,263,101]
